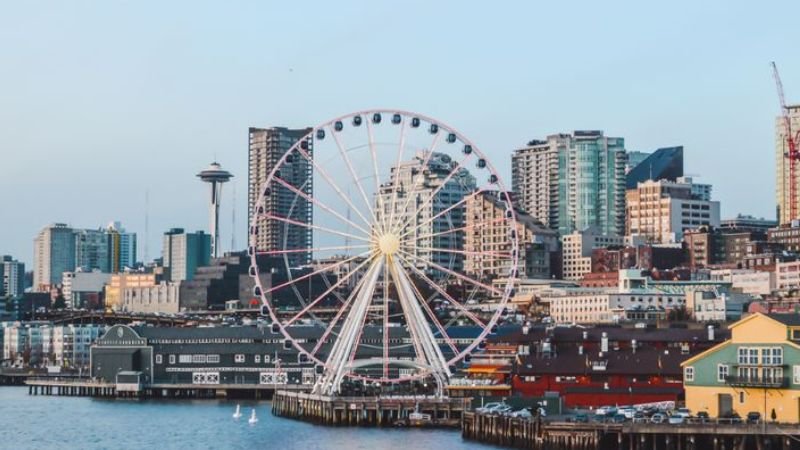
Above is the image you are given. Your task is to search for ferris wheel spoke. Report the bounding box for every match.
[386,118,409,238]
[397,188,488,241]
[258,212,373,244]
[366,120,389,235]
[394,253,486,329]
[398,249,505,297]
[382,257,390,379]
[388,132,442,232]
[289,139,375,231]
[284,254,378,327]
[392,151,474,235]
[271,175,373,237]
[414,212,505,240]
[265,250,374,296]
[329,124,384,234]
[400,261,459,356]
[257,244,370,256]
[309,264,376,358]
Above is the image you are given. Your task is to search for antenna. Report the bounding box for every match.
[144,189,150,263]
[231,182,237,252]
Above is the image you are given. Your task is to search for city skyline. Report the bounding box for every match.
[2,1,800,266]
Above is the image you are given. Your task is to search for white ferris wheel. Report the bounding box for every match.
[248,110,519,396]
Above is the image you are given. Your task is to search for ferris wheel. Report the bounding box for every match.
[248,109,519,396]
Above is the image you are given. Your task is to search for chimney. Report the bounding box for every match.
[601,332,609,353]
[707,325,714,341]
[631,339,637,354]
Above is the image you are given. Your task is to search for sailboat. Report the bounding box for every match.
[248,408,259,425]
[233,404,242,419]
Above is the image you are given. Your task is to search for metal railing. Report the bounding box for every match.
[724,375,788,388]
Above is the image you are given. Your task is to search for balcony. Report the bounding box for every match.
[724,375,788,389]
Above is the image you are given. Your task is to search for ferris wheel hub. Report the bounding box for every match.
[377,233,401,256]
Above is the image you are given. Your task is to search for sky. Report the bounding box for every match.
[1,1,798,267]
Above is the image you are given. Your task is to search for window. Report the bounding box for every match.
[717,364,729,383]
[793,365,800,384]
[740,392,745,404]
[156,354,163,364]
[169,354,176,365]
[764,367,783,383]
[179,354,192,364]
[737,347,748,364]
[684,366,695,382]
[235,354,245,363]
[255,355,261,363]
[192,354,207,364]
[748,348,759,365]
[207,354,220,364]
[264,355,271,363]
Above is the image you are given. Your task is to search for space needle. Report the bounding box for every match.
[197,162,233,258]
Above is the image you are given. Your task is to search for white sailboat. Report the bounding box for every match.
[233,404,242,419]
[248,408,258,425]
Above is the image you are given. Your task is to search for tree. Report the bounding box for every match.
[52,295,66,310]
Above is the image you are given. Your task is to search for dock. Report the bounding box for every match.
[24,378,311,399]
[462,412,800,450]
[271,390,470,427]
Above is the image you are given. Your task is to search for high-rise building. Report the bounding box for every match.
[162,228,211,282]
[0,256,25,298]
[464,191,558,279]
[776,105,800,225]
[512,131,626,236]
[625,151,651,174]
[33,223,76,292]
[378,150,476,275]
[248,127,313,267]
[626,177,721,243]
[625,146,684,189]
[106,221,137,272]
[74,228,111,273]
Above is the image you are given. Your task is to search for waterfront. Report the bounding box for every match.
[0,387,493,450]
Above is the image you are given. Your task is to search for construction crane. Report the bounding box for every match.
[772,61,800,220]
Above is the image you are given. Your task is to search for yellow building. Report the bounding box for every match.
[104,273,157,310]
[682,313,800,422]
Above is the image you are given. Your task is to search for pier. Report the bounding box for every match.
[271,390,470,427]
[24,378,310,399]
[462,412,800,450]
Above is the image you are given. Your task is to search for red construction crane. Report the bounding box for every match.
[772,61,800,221]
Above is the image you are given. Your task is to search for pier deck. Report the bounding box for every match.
[272,390,470,427]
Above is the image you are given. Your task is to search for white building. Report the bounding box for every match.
[709,268,775,296]
[561,227,623,280]
[121,282,182,314]
[542,287,686,324]
[377,151,475,275]
[776,260,800,291]
[61,271,111,308]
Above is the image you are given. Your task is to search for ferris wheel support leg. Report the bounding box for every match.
[315,259,384,396]
[391,258,451,396]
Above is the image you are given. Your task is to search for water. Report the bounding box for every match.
[0,387,495,450]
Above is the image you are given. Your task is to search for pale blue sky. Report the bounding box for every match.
[1,1,798,266]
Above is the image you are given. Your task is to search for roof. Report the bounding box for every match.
[492,325,729,346]
[516,347,691,376]
[767,313,800,326]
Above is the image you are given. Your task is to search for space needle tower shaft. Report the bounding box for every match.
[197,162,233,258]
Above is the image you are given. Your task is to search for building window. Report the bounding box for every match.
[717,364,728,383]
[192,354,207,364]
[740,392,745,404]
[207,354,220,364]
[179,354,192,364]
[156,354,163,364]
[793,365,800,384]
[235,354,245,363]
[169,354,176,364]
[264,355,271,363]
[684,366,695,382]
[255,355,261,363]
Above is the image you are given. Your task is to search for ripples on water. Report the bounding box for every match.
[0,387,496,450]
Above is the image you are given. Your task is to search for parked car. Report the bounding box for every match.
[668,414,686,424]
[720,412,742,424]
[632,411,648,423]
[595,405,617,416]
[476,402,505,413]
[746,412,761,424]
[510,408,533,419]
[610,414,627,423]
[493,405,514,415]
[618,406,637,419]
[651,413,668,424]
[572,413,589,423]
[696,411,710,423]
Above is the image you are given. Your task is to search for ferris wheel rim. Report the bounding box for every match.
[247,109,520,383]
